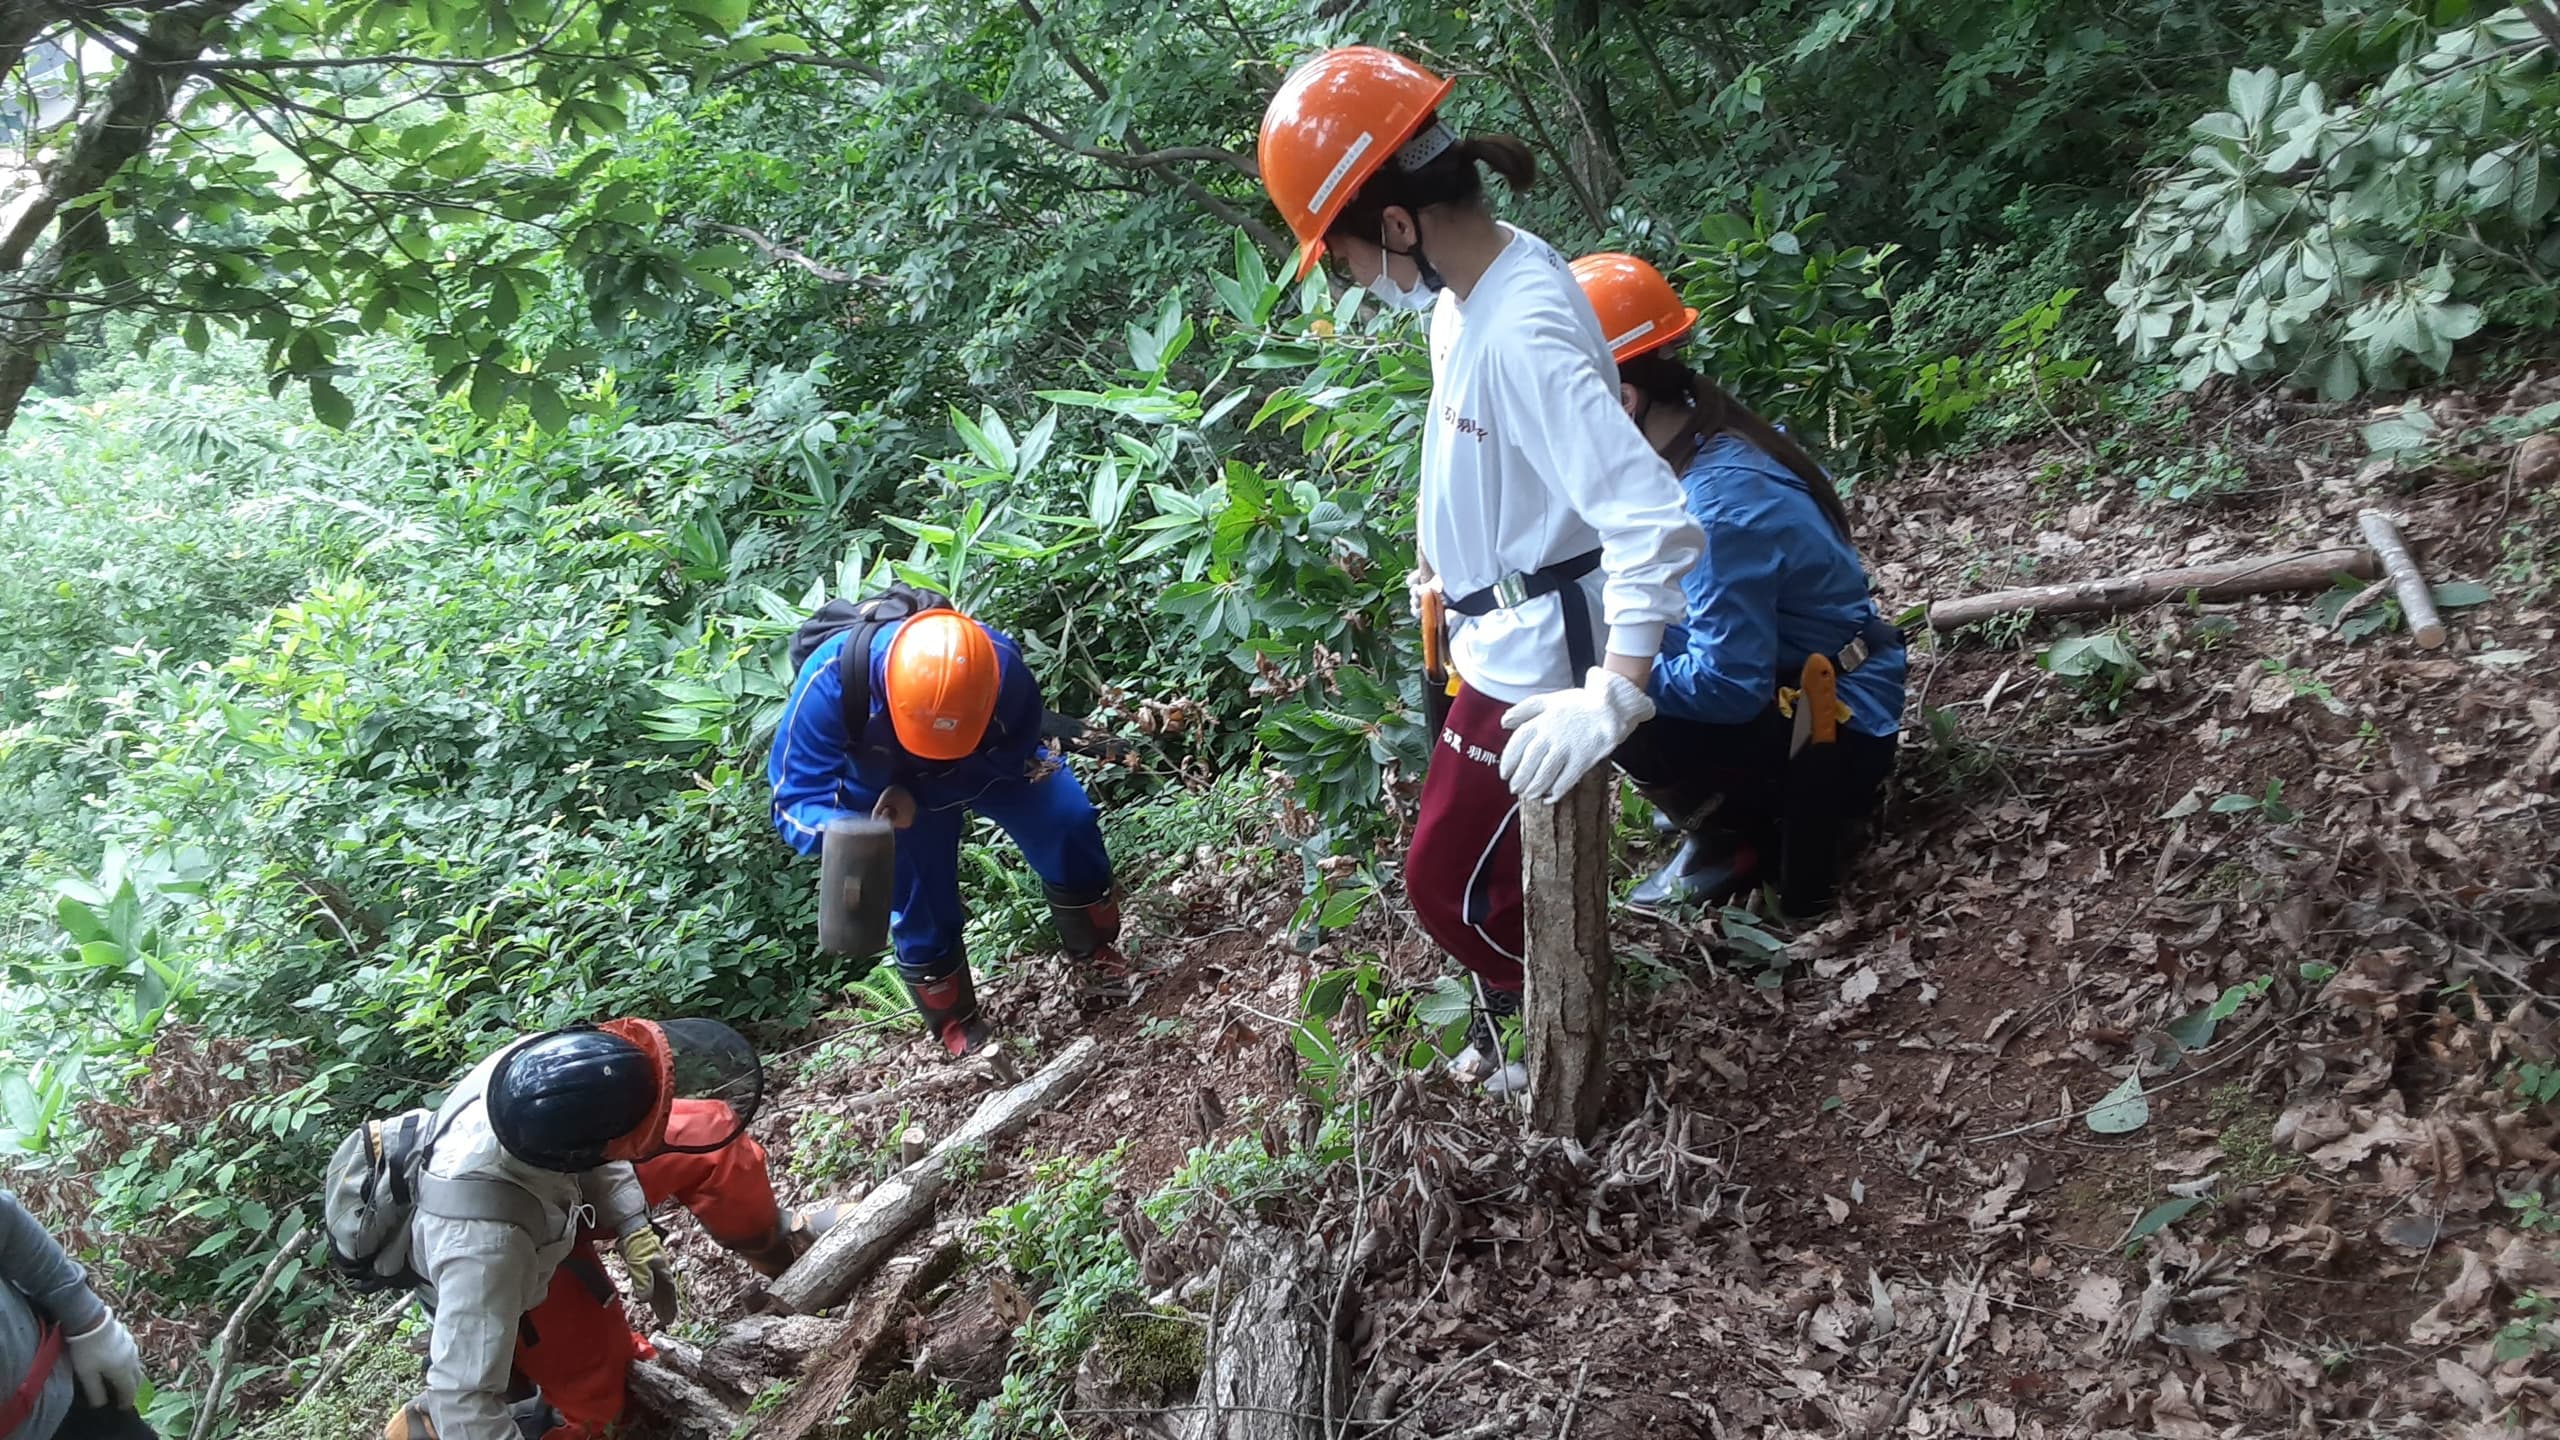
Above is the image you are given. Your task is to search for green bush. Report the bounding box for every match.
[2107,10,2559,397]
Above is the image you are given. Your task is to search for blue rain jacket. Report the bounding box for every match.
[1652,433,1905,737]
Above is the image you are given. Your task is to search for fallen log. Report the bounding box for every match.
[628,1354,741,1440]
[1925,545,2378,632]
[771,1036,1101,1313]
[746,1237,969,1440]
[2357,509,2445,648]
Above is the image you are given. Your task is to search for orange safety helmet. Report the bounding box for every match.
[1569,252,1699,365]
[884,611,1000,761]
[1258,46,1455,280]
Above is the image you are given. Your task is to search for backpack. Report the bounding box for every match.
[787,583,956,739]
[322,1106,557,1292]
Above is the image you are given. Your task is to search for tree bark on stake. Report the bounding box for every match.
[1925,546,2379,632]
[2356,510,2445,648]
[625,1355,742,1440]
[769,1037,1103,1313]
[1521,769,1613,1141]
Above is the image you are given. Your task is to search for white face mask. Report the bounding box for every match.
[1367,268,1437,312]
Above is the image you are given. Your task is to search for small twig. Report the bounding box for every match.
[1556,1359,1589,1440]
[191,1220,313,1440]
[1891,1264,1983,1430]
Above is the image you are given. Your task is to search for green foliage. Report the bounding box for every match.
[2038,630,2145,712]
[974,1148,1140,1397]
[2108,11,2560,397]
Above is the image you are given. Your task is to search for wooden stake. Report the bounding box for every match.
[1925,546,2377,632]
[1520,769,1613,1140]
[899,1124,928,1166]
[2357,509,2446,648]
[769,1037,1102,1313]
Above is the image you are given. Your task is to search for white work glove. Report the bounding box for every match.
[65,1310,142,1408]
[1497,668,1655,804]
[1406,565,1440,620]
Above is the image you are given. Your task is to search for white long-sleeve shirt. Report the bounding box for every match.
[1421,225,1704,703]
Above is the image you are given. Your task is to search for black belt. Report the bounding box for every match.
[1446,549,1604,676]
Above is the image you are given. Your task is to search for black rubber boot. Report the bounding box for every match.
[1046,881,1129,976]
[903,967,991,1057]
[1628,829,1761,911]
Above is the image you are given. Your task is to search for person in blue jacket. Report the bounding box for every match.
[1572,254,1906,910]
[769,599,1121,1056]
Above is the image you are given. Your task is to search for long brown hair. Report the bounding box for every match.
[1620,350,1854,544]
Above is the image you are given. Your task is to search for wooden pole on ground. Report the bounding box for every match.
[1924,545,2377,632]
[1520,768,1613,1140]
[768,1036,1102,1313]
[2356,510,2445,648]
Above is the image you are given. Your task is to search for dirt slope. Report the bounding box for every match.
[680,372,2560,1438]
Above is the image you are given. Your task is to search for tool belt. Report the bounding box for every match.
[0,1321,64,1436]
[1445,549,1604,676]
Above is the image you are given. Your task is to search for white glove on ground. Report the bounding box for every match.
[1406,566,1440,620]
[1498,668,1656,804]
[65,1310,142,1408]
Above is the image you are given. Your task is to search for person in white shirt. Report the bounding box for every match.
[1258,47,1704,1092]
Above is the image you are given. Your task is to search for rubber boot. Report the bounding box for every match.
[1047,881,1130,977]
[734,1201,845,1279]
[1628,828,1761,911]
[904,967,991,1057]
[1450,976,1528,1096]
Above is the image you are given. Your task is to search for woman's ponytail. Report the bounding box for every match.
[1330,130,1536,238]
[1624,351,1855,545]
[1693,376,1855,545]
[1450,135,1536,193]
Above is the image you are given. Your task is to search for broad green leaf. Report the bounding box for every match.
[2086,1072,2150,1134]
[2127,1195,2206,1243]
[307,377,354,430]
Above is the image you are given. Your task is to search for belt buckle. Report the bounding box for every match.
[1492,574,1530,609]
[1838,635,1869,673]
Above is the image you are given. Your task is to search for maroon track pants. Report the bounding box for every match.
[1408,683,1529,993]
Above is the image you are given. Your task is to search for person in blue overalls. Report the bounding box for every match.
[1572,253,1907,911]
[769,596,1121,1056]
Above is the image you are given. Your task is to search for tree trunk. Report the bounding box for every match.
[0,0,249,434]
[1924,546,2379,632]
[1179,1224,1338,1440]
[1550,0,1623,200]
[1521,769,1613,1141]
[626,1355,743,1440]
[769,1037,1102,1312]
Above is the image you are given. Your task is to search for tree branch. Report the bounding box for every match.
[1,0,248,275]
[2518,0,2560,52]
[694,220,891,288]
[713,49,1277,248]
